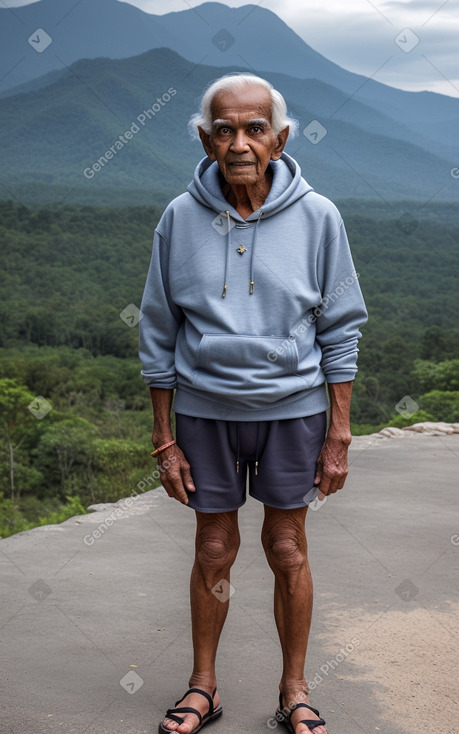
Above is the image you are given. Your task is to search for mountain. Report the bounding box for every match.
[0,46,457,205]
[1,0,458,152]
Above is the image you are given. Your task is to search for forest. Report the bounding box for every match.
[0,200,458,537]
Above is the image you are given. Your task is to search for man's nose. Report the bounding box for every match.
[230,130,250,153]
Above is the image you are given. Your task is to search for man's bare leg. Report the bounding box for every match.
[161,510,240,733]
[262,506,327,734]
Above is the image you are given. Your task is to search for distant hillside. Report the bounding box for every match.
[0,47,457,205]
[1,0,458,153]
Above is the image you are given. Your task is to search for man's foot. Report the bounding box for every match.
[159,686,222,734]
[278,690,327,734]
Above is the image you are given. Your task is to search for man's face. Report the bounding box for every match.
[198,85,288,188]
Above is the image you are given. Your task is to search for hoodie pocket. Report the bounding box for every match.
[194,334,304,402]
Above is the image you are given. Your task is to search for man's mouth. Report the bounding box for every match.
[229,161,255,166]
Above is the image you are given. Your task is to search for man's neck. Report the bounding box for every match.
[221,168,273,219]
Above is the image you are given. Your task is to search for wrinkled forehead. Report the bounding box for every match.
[211,85,273,123]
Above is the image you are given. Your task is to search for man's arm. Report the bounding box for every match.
[314,381,353,496]
[312,214,367,497]
[150,388,196,505]
[139,228,194,505]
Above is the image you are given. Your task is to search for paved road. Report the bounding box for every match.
[1,434,458,734]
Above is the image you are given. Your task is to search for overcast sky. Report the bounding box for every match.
[6,0,459,97]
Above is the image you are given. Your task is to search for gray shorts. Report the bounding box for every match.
[175,412,327,513]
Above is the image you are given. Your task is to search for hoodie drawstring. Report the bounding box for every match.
[249,211,263,295]
[221,210,264,298]
[222,210,232,298]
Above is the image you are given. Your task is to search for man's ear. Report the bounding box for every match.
[198,126,216,160]
[271,126,289,161]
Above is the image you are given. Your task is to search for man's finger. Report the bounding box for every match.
[314,460,323,485]
[159,464,191,503]
[182,465,196,493]
[322,472,347,494]
[163,478,190,505]
[317,475,331,495]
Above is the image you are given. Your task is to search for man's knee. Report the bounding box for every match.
[262,523,307,575]
[196,523,240,578]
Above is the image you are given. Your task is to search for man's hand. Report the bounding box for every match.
[314,381,354,497]
[155,442,196,505]
[149,388,196,504]
[314,435,351,496]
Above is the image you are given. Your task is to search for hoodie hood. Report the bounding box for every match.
[187,152,313,297]
[187,151,313,221]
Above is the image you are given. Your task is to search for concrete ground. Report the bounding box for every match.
[1,434,458,734]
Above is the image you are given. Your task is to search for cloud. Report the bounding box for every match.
[0,0,40,6]
[381,0,457,11]
[264,0,459,96]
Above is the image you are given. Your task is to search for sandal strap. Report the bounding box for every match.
[300,718,325,729]
[164,712,185,726]
[290,702,321,718]
[174,687,215,715]
[299,718,327,729]
[166,706,203,725]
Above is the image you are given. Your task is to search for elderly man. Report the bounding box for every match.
[139,73,367,734]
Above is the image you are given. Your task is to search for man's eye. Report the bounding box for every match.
[251,126,262,133]
[218,127,231,134]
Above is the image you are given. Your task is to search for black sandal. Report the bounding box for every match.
[158,687,222,734]
[276,691,326,732]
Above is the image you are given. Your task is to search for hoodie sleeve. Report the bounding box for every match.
[315,218,368,383]
[138,229,183,388]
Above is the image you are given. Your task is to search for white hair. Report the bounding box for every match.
[188,73,299,140]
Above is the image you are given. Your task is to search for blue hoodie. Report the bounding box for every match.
[139,152,367,421]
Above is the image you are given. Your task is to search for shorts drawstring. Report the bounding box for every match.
[255,422,260,476]
[234,422,260,475]
[236,422,240,474]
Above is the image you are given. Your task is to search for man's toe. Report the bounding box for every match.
[162,718,178,732]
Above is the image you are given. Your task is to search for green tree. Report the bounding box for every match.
[91,438,150,503]
[412,359,459,394]
[419,390,459,423]
[33,417,97,497]
[420,327,448,361]
[0,379,35,501]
